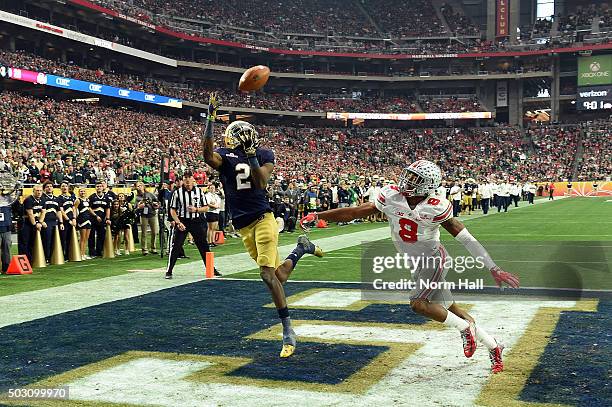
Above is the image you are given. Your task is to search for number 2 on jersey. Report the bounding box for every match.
[399,218,418,242]
[235,163,251,190]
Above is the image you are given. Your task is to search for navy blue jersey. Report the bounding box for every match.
[216,147,274,229]
[42,193,60,223]
[57,194,76,221]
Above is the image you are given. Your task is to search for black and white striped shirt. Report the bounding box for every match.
[170,186,208,220]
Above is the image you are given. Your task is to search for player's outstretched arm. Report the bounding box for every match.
[202,93,223,170]
[441,218,520,288]
[300,202,379,228]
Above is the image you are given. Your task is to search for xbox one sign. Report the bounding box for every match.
[578,55,612,86]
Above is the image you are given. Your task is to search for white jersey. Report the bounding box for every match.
[499,183,511,197]
[375,185,453,256]
[479,183,492,199]
[205,192,221,214]
[449,185,462,201]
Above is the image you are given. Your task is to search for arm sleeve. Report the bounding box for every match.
[454,228,497,270]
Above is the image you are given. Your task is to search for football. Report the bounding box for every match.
[238,65,270,92]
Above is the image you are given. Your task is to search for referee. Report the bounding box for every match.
[165,171,219,279]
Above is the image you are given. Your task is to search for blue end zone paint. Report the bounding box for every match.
[520,300,612,406]
[0,280,422,391]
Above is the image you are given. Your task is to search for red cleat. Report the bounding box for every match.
[461,321,477,358]
[489,342,505,373]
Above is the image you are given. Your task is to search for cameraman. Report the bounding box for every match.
[134,181,160,255]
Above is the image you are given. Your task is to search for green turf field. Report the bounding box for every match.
[231,197,612,290]
[1,197,610,296]
[0,221,380,296]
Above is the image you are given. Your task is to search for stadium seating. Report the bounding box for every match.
[3,91,600,188]
[577,123,612,181]
[0,49,422,113]
[87,0,612,54]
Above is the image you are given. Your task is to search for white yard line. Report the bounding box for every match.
[0,196,563,329]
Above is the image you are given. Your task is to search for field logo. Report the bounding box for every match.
[3,286,599,407]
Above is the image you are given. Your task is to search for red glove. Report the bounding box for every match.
[299,213,318,231]
[490,266,520,288]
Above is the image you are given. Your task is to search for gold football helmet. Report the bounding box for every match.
[224,120,259,149]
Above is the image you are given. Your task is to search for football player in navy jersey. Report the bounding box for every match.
[202,94,323,358]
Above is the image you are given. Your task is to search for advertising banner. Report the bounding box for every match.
[326,112,493,121]
[578,55,612,86]
[497,0,509,37]
[45,74,182,108]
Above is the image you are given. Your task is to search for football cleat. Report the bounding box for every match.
[461,321,477,358]
[297,235,324,258]
[280,344,295,358]
[280,328,297,358]
[164,272,173,280]
[489,342,505,373]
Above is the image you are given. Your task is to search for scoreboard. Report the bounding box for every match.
[577,85,612,111]
[577,55,612,110]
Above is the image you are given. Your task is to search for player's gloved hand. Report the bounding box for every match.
[490,266,520,288]
[299,212,318,232]
[207,92,220,122]
[239,133,257,157]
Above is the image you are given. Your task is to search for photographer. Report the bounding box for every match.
[134,181,160,255]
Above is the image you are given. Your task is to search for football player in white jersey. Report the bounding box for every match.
[300,160,520,373]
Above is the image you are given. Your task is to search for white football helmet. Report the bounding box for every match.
[398,160,442,197]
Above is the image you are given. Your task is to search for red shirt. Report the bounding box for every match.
[40,169,51,182]
[193,171,207,185]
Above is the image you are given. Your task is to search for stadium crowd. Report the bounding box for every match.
[86,0,612,54]
[525,125,580,181]
[420,97,483,113]
[1,91,599,190]
[0,49,426,114]
[2,89,609,271]
[577,124,612,181]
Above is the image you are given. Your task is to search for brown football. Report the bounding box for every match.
[238,65,270,92]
